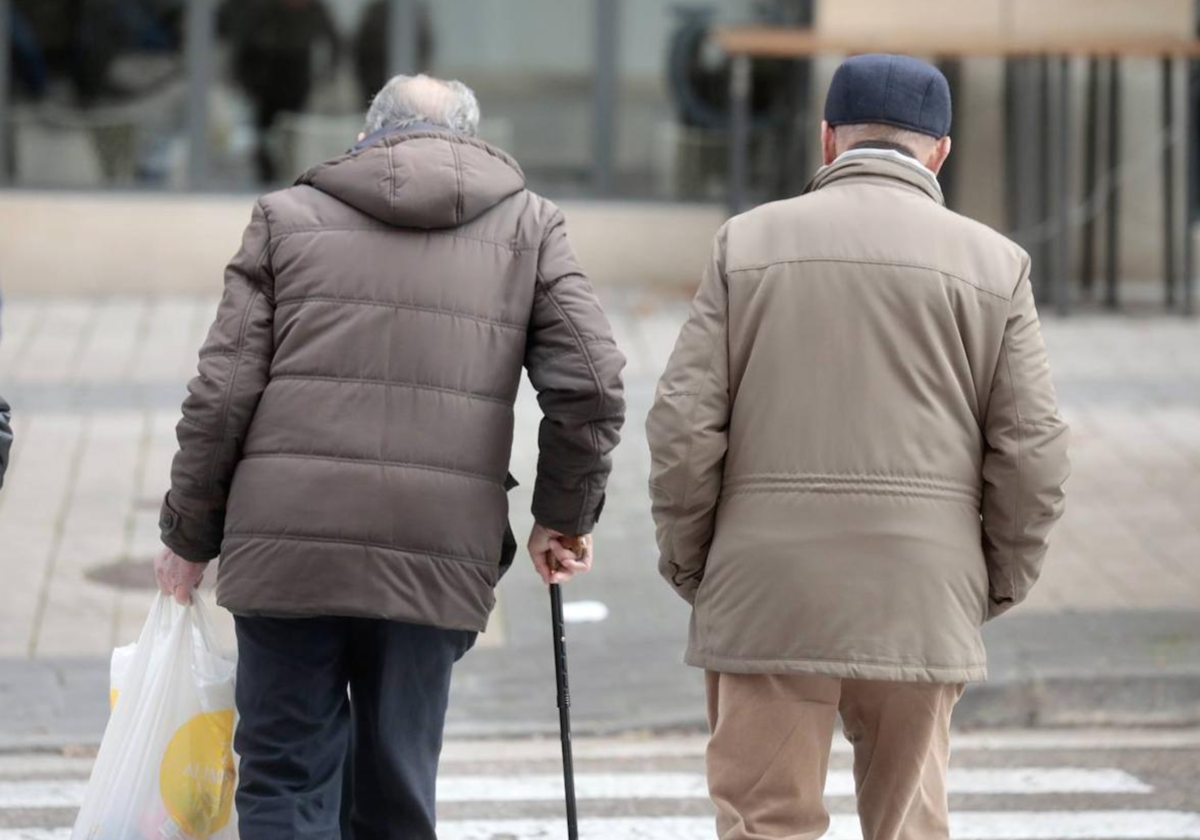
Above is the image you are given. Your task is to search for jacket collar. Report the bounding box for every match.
[804,151,944,206]
[349,121,447,154]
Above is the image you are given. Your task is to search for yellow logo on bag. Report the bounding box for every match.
[159,710,236,838]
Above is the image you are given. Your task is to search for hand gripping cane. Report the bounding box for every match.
[550,536,584,840]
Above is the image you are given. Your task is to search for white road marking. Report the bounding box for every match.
[442,728,1200,763]
[0,767,1151,809]
[5,815,1200,840]
[440,768,1152,800]
[412,812,1200,840]
[0,756,94,780]
[0,781,85,808]
[561,600,609,623]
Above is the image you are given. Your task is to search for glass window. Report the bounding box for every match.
[6,0,190,188]
[615,0,816,201]
[428,1,596,197]
[209,0,373,188]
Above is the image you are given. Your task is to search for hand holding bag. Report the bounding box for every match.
[73,592,238,840]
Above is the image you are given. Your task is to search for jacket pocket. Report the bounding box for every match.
[497,473,520,581]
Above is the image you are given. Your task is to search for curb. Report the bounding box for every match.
[5,670,1198,752]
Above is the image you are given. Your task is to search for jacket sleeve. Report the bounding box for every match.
[646,224,731,604]
[524,205,626,535]
[160,201,276,562]
[981,259,1070,619]
[0,394,11,490]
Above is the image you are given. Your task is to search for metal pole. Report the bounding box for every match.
[1052,56,1071,316]
[1036,56,1053,304]
[550,584,579,840]
[387,0,419,76]
[729,54,751,215]
[1163,56,1178,310]
[1104,58,1122,310]
[0,0,11,185]
[592,0,620,196]
[184,0,216,188]
[1185,55,1198,317]
[1080,57,1100,301]
[936,58,961,209]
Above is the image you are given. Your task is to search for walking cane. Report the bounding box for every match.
[550,537,584,840]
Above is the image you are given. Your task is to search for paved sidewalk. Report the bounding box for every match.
[1,290,1199,745]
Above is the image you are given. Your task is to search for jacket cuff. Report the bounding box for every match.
[673,578,700,606]
[160,491,222,563]
[532,488,606,535]
[985,594,1015,621]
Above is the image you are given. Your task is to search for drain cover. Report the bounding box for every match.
[86,558,157,590]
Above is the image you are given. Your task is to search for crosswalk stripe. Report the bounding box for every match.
[430,813,1200,839]
[0,766,1153,809]
[0,729,1192,776]
[9,812,1198,840]
[439,768,1154,800]
[447,729,1200,763]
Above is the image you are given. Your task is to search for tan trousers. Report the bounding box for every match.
[705,671,965,840]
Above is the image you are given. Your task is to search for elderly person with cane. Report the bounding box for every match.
[154,74,626,838]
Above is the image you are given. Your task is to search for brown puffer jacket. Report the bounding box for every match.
[160,129,626,631]
[647,153,1069,683]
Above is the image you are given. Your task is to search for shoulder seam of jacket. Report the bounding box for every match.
[450,141,465,226]
[203,287,260,494]
[1000,301,1023,589]
[726,256,1010,301]
[200,204,272,496]
[534,282,606,423]
[255,199,274,289]
[535,243,607,531]
[671,278,729,570]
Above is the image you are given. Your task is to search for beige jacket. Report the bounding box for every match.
[647,153,1069,683]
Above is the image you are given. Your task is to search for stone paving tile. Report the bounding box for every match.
[0,292,1197,660]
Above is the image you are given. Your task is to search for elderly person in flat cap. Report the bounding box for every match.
[154,74,625,836]
[648,54,1069,839]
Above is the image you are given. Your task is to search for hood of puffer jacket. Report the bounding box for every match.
[298,130,527,230]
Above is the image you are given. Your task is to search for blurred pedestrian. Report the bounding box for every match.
[220,0,340,182]
[153,74,625,837]
[647,54,1069,840]
[0,286,10,490]
[353,0,434,104]
[0,396,10,489]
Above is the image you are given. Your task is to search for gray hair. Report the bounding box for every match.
[363,74,481,136]
[833,123,939,153]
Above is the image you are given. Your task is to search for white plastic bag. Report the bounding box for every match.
[73,592,239,840]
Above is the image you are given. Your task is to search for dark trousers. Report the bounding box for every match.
[233,616,476,840]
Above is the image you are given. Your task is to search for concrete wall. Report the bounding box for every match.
[0,191,724,295]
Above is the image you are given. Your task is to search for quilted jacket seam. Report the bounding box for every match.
[223,532,492,567]
[269,226,537,251]
[240,451,502,484]
[274,295,527,331]
[268,374,513,405]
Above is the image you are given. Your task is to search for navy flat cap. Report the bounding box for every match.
[825,54,952,139]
